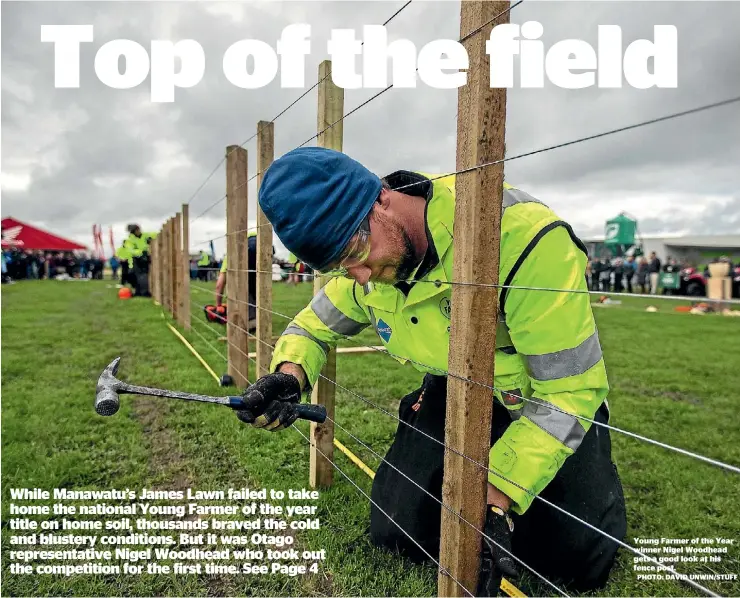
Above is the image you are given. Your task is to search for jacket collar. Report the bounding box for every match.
[403,185,455,308]
[363,172,456,309]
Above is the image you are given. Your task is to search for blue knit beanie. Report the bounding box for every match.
[258,147,382,271]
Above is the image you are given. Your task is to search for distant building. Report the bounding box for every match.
[581,233,740,266]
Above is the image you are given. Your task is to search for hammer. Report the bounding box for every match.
[94,357,326,423]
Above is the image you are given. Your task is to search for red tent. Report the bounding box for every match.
[1,217,87,251]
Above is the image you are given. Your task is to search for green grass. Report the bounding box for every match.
[2,279,739,597]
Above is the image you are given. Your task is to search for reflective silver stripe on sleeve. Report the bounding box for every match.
[521,398,586,451]
[312,288,369,336]
[503,187,546,209]
[282,324,329,355]
[523,330,602,381]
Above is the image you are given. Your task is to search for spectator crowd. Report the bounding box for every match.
[587,252,685,295]
[1,248,118,284]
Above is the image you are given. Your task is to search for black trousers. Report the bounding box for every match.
[370,374,627,593]
[132,257,151,297]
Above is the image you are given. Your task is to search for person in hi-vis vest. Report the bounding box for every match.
[231,148,627,595]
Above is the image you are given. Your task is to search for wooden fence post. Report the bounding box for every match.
[173,212,182,324]
[158,229,165,308]
[181,204,191,330]
[310,59,343,489]
[169,217,176,317]
[438,2,509,596]
[226,145,250,387]
[256,121,275,379]
[157,233,162,305]
[164,219,172,314]
[151,234,158,304]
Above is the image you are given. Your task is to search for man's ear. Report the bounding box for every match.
[376,187,392,210]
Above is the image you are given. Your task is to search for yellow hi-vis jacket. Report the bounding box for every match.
[115,244,130,263]
[123,233,149,267]
[269,171,609,514]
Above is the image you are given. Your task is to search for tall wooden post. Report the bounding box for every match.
[181,204,191,330]
[157,233,163,305]
[157,231,165,308]
[168,217,176,316]
[226,145,250,387]
[310,59,343,489]
[256,121,275,379]
[173,212,182,323]
[151,234,159,303]
[163,219,172,314]
[152,233,158,305]
[438,2,509,596]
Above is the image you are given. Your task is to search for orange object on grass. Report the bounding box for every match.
[118,287,132,299]
[674,305,692,312]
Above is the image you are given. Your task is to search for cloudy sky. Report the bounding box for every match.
[2,0,739,259]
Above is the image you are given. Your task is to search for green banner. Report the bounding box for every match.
[659,272,681,290]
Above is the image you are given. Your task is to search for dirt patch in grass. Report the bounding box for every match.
[301,568,335,597]
[129,397,316,595]
[614,382,704,406]
[131,399,244,593]
[131,398,193,492]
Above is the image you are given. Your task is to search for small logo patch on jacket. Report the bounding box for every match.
[439,297,451,319]
[377,319,392,343]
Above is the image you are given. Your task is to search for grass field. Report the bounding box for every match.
[2,279,739,597]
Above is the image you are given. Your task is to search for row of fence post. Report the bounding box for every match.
[150,204,190,332]
[150,56,345,489]
[147,2,508,593]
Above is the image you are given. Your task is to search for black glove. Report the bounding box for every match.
[477,505,520,597]
[235,372,301,432]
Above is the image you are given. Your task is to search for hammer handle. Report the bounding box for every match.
[295,404,328,423]
[227,397,327,423]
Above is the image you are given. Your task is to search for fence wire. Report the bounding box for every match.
[193,92,740,248]
[222,267,740,307]
[397,96,740,194]
[185,301,256,385]
[188,281,740,476]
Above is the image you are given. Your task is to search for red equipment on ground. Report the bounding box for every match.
[204,304,227,324]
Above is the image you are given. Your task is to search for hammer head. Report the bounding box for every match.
[95,357,122,416]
